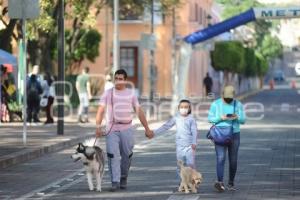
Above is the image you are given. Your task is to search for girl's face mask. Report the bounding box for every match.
[224,98,233,104]
[178,102,190,116]
[179,108,189,116]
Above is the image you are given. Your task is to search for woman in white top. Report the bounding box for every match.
[41,72,55,124]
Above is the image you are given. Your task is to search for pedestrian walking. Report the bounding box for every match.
[41,72,55,124]
[27,65,42,122]
[152,99,198,181]
[76,67,92,123]
[95,69,153,192]
[203,72,213,97]
[26,74,43,124]
[208,85,245,192]
[104,74,114,91]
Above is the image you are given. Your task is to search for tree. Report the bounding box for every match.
[258,34,283,61]
[107,0,183,19]
[256,52,268,88]
[211,41,245,83]
[244,47,257,77]
[0,0,106,73]
[216,0,283,76]
[27,0,107,73]
[0,1,19,52]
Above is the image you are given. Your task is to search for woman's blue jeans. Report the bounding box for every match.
[215,133,240,185]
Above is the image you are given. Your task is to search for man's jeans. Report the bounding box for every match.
[215,133,240,185]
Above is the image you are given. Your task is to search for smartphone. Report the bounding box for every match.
[226,114,234,117]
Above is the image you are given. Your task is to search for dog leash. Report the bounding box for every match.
[94,88,115,147]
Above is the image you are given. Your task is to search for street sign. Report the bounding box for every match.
[141,33,157,50]
[8,0,40,19]
[254,7,300,19]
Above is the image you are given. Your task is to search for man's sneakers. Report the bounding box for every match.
[120,177,127,189]
[214,181,225,192]
[110,182,120,192]
[110,177,128,192]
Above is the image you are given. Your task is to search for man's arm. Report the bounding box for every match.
[135,106,153,138]
[87,81,92,100]
[95,105,105,137]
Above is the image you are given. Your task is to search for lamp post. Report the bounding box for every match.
[57,0,65,135]
[149,0,156,101]
[112,0,120,73]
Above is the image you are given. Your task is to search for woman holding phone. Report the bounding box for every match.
[208,85,246,192]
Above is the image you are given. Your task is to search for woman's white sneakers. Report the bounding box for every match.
[227,184,237,191]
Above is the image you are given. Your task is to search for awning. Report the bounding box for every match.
[0,49,17,66]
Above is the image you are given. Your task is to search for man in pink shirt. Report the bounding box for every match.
[95,69,153,192]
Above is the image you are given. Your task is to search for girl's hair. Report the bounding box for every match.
[178,99,192,114]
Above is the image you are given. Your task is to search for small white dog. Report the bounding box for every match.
[71,139,105,192]
[178,160,203,193]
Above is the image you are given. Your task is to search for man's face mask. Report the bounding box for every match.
[224,98,233,104]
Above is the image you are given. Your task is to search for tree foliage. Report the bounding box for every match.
[258,34,283,61]
[107,0,182,20]
[0,0,106,73]
[211,41,245,73]
[256,52,268,76]
[215,0,283,77]
[243,47,257,77]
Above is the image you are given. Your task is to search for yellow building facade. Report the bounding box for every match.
[83,0,214,98]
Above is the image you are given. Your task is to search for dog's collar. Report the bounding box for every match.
[83,162,88,165]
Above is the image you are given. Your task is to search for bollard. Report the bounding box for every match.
[269,79,275,90]
[291,80,297,89]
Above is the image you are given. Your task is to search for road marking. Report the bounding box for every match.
[280,103,290,112]
[15,169,85,200]
[166,195,199,200]
[15,133,166,199]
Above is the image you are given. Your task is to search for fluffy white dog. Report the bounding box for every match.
[178,160,203,193]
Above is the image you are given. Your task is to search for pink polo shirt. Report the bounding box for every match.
[99,88,140,132]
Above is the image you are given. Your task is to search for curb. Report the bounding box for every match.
[237,89,262,101]
[0,120,159,170]
[0,133,94,169]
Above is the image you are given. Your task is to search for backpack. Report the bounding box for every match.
[27,79,42,98]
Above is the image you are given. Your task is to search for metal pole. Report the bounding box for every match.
[105,5,109,70]
[22,18,27,146]
[57,0,65,135]
[171,7,178,115]
[149,0,155,101]
[112,0,119,73]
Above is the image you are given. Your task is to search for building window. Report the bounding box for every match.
[120,47,138,87]
[109,2,144,21]
[195,3,198,22]
[199,7,203,25]
[119,4,144,20]
[189,2,193,21]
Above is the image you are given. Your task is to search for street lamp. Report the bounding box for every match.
[149,0,156,101]
[112,0,120,73]
[57,0,65,135]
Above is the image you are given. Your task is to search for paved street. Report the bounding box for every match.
[0,81,300,199]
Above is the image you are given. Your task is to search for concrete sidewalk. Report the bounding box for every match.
[0,113,161,169]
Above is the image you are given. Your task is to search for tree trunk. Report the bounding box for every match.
[0,19,17,51]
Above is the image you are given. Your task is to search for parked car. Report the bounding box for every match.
[273,70,285,82]
[295,63,300,76]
